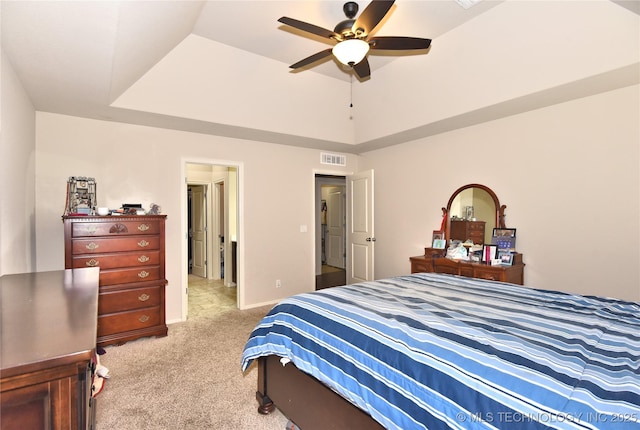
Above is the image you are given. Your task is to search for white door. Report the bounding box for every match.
[190,185,207,278]
[325,187,345,269]
[346,170,374,284]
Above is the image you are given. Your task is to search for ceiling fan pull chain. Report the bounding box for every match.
[349,74,354,120]
[350,74,353,108]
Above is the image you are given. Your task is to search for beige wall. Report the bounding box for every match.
[34,112,359,322]
[361,85,640,301]
[2,48,638,324]
[0,50,36,276]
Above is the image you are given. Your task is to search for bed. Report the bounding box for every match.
[241,273,640,429]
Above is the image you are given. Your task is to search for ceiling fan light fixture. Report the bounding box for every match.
[332,39,370,66]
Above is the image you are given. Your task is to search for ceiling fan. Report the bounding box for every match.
[278,0,432,80]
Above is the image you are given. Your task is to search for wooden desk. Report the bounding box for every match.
[0,268,99,430]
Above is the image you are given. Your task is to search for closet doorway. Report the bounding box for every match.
[187,184,207,278]
[315,175,346,289]
[184,162,239,319]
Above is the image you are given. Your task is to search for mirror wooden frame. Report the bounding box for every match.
[442,184,507,244]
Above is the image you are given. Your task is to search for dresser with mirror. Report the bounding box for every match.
[410,184,525,285]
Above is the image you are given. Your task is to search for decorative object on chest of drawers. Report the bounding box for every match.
[63,215,168,347]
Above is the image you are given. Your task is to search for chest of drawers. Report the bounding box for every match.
[450,220,486,244]
[63,215,168,347]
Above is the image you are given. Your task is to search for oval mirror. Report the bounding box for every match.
[443,184,506,244]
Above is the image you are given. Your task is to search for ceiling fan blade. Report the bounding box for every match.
[278,17,340,40]
[352,0,395,36]
[289,49,334,69]
[369,36,432,50]
[353,57,371,79]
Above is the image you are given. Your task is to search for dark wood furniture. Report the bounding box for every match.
[257,356,383,429]
[0,268,99,430]
[410,248,525,285]
[63,215,168,347]
[450,219,485,244]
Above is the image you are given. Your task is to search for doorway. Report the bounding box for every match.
[315,175,346,289]
[184,162,239,319]
[187,184,207,277]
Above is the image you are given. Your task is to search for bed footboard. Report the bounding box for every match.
[256,355,384,429]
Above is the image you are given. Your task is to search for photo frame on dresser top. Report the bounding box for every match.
[498,251,514,266]
[492,228,517,251]
[432,239,446,249]
[482,244,498,262]
[493,228,516,237]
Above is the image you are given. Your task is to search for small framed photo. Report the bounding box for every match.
[482,244,498,262]
[433,239,446,249]
[432,230,444,241]
[492,228,516,238]
[492,228,517,251]
[498,251,514,266]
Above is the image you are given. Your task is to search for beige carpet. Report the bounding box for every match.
[95,276,287,429]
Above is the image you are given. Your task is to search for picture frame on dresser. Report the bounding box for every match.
[482,244,498,262]
[498,251,514,266]
[432,230,446,249]
[492,228,517,252]
[492,228,516,237]
[432,239,446,249]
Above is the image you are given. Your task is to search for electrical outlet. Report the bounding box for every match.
[275,279,281,288]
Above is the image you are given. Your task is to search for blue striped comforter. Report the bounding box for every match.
[241,273,640,429]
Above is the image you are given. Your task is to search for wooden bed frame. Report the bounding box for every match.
[256,355,384,429]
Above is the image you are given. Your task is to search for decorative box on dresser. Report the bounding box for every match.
[410,248,525,285]
[63,215,168,347]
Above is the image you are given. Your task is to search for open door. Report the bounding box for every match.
[190,185,207,278]
[346,170,374,284]
[325,187,345,269]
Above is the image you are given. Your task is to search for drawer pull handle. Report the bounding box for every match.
[138,270,149,278]
[138,224,150,232]
[139,315,150,323]
[138,293,150,302]
[138,255,150,263]
[86,259,99,267]
[138,240,150,247]
[86,242,99,250]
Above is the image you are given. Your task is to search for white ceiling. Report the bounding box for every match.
[2,0,639,153]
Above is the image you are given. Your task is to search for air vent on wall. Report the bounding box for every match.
[321,153,346,166]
